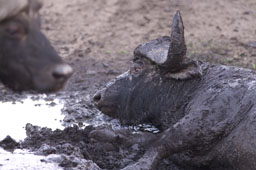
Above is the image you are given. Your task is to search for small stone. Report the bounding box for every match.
[46,154,63,163]
[248,42,256,48]
[86,70,97,75]
[243,11,252,15]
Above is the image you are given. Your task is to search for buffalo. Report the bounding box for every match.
[0,0,72,92]
[93,11,256,170]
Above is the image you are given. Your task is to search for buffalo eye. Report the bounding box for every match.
[131,63,143,74]
[134,65,142,72]
[5,23,25,39]
[130,59,145,74]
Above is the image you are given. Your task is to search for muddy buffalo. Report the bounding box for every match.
[0,0,73,92]
[93,11,256,170]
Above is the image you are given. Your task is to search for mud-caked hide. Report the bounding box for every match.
[94,11,256,170]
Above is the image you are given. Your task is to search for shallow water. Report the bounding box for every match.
[0,148,62,170]
[0,91,160,143]
[0,95,64,141]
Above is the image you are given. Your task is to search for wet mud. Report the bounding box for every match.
[0,61,184,169]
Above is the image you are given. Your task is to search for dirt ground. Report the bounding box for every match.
[39,0,256,98]
[1,0,256,170]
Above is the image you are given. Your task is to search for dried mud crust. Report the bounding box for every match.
[0,0,256,170]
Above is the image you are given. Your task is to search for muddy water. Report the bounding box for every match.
[0,148,62,170]
[0,90,121,142]
[0,95,64,141]
[0,88,159,142]
[0,89,163,170]
[0,91,105,169]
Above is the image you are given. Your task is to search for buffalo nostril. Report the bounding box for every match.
[93,92,102,103]
[52,64,73,80]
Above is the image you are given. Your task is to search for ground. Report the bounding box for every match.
[41,0,256,95]
[1,0,256,170]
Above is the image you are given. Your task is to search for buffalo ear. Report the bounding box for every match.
[160,10,186,71]
[133,36,170,65]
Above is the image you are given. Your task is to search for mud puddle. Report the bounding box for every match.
[0,91,120,142]
[0,91,105,170]
[0,95,64,141]
[0,88,165,170]
[0,148,62,170]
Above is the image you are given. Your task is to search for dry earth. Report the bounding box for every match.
[41,0,256,88]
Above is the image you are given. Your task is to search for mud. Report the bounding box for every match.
[0,0,256,169]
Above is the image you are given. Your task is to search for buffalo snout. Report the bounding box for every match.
[51,63,73,82]
[93,88,119,118]
[93,91,102,104]
[32,63,73,92]
[93,90,107,112]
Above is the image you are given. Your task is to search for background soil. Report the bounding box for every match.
[41,0,256,95]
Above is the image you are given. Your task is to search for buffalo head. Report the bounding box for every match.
[93,11,202,127]
[0,0,73,92]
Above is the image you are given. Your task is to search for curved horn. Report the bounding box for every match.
[0,0,28,21]
[161,10,187,71]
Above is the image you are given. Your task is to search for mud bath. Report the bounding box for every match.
[0,96,64,141]
[1,0,256,169]
[0,87,162,170]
